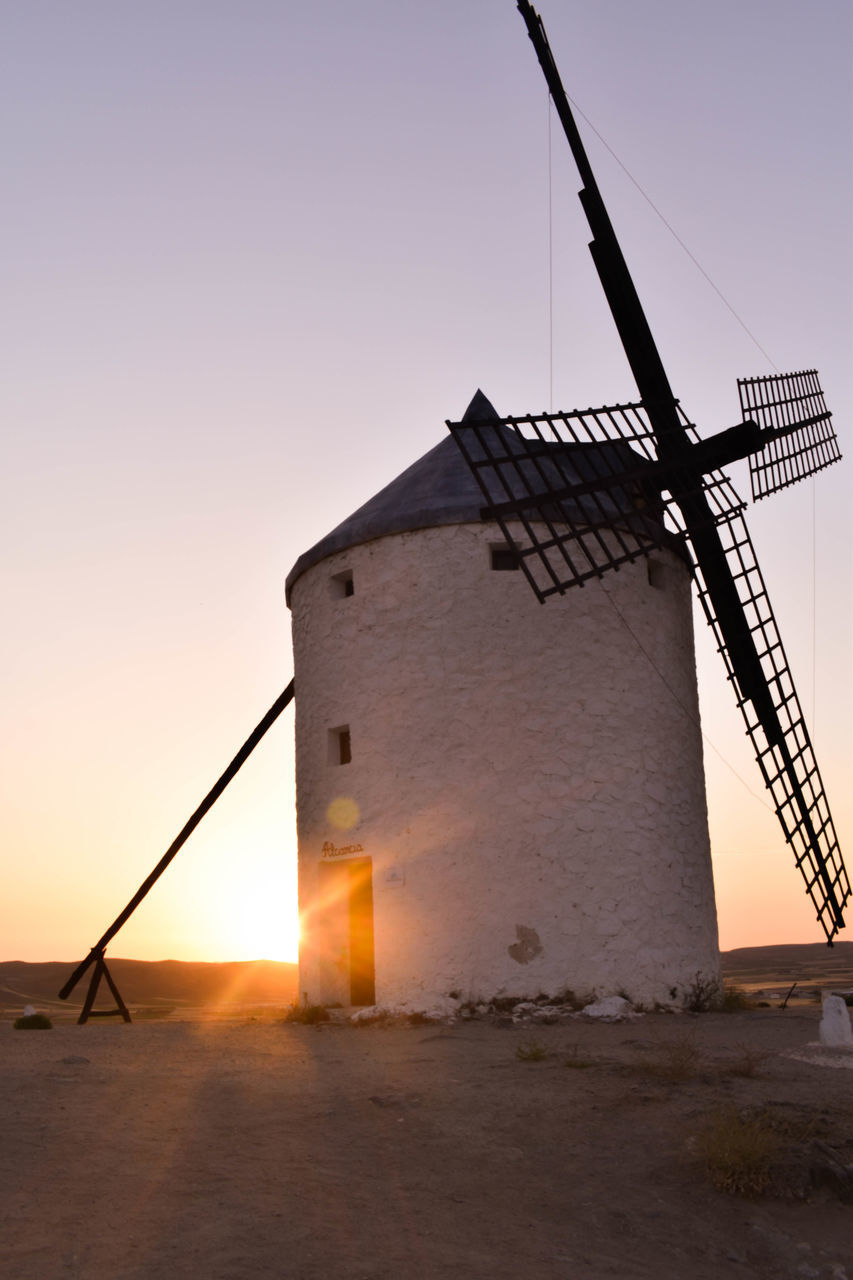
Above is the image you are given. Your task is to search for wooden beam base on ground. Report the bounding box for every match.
[78,953,132,1025]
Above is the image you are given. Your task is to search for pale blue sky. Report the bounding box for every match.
[2,1,850,963]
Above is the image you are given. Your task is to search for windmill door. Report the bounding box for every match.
[317,857,375,1006]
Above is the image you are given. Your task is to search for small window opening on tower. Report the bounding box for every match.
[647,558,666,590]
[328,725,352,765]
[330,570,354,598]
[490,543,521,572]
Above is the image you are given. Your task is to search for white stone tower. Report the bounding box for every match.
[286,392,719,1012]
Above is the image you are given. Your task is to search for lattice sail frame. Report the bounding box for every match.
[739,369,841,501]
[447,405,850,941]
[695,501,850,941]
[447,401,742,602]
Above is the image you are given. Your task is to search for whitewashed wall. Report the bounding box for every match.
[289,521,719,1010]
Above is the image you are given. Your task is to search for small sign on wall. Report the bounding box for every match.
[321,841,365,859]
[383,864,405,887]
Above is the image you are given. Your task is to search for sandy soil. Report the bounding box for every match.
[2,1007,852,1280]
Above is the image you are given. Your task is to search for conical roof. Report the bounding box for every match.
[285,390,499,602]
[285,388,681,603]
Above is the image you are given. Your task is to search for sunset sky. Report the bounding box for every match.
[2,1,850,971]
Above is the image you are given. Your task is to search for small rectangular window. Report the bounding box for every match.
[328,725,352,765]
[647,558,666,590]
[330,570,354,598]
[490,544,520,571]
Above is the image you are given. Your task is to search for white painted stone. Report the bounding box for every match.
[349,1006,384,1023]
[819,995,853,1047]
[290,514,719,1012]
[581,995,638,1021]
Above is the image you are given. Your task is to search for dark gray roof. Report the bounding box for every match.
[285,388,682,603]
[285,390,499,602]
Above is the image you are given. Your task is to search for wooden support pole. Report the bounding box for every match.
[60,681,295,1008]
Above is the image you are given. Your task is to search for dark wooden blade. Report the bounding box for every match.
[738,370,842,500]
[517,0,686,458]
[691,501,850,941]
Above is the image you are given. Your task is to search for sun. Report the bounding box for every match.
[173,837,300,963]
[222,892,299,963]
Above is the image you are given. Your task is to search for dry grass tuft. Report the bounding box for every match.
[696,1107,780,1196]
[516,1038,549,1062]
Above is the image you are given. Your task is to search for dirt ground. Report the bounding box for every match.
[1,1007,852,1280]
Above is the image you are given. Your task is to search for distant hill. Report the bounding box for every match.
[3,943,852,1020]
[720,941,853,992]
[0,957,298,1016]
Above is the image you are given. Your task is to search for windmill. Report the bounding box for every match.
[58,3,847,1021]
[447,0,848,941]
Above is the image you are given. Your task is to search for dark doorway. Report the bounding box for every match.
[317,857,375,1006]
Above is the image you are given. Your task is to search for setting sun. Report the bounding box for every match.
[213,885,299,964]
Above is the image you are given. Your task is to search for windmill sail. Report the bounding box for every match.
[446,0,849,941]
[693,498,849,940]
[448,399,742,599]
[449,392,850,941]
[738,369,842,500]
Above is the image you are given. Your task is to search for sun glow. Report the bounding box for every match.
[110,784,302,965]
[155,754,301,964]
[222,892,300,963]
[189,844,299,963]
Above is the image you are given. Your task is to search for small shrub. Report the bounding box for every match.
[697,1107,780,1196]
[682,975,752,1013]
[684,973,722,1012]
[283,1002,330,1025]
[14,1013,52,1030]
[516,1038,548,1062]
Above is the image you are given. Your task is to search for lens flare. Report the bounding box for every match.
[326,796,360,830]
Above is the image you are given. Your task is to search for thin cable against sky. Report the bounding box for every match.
[566,94,781,374]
